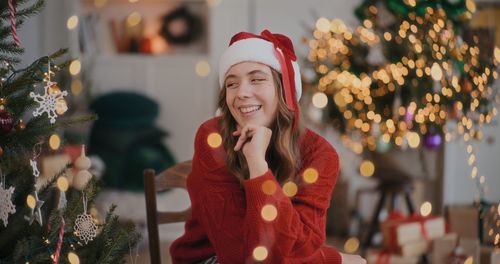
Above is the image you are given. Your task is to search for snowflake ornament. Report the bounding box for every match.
[0,183,16,227]
[74,213,98,244]
[30,81,68,124]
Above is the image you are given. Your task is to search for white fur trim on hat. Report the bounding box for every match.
[218,38,302,101]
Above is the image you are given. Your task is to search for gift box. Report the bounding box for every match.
[480,246,500,264]
[366,249,419,264]
[381,212,446,251]
[432,233,480,264]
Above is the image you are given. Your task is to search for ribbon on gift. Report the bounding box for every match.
[375,249,391,264]
[383,211,436,251]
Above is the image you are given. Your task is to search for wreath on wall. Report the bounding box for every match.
[160,6,203,45]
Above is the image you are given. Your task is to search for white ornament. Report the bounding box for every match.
[30,159,40,177]
[73,170,92,191]
[30,80,67,124]
[73,145,92,191]
[75,145,91,170]
[0,183,16,227]
[74,194,97,244]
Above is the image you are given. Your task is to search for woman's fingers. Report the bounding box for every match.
[234,125,255,151]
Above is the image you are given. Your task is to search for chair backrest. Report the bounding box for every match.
[144,160,192,264]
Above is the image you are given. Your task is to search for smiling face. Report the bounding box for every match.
[224,61,279,128]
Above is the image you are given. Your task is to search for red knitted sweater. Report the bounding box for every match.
[170,117,342,264]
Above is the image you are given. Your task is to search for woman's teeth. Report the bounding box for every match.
[239,105,261,114]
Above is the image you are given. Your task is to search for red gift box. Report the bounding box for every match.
[381,211,446,253]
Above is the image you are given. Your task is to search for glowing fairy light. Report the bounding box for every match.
[49,134,61,150]
[261,180,276,195]
[343,237,360,253]
[67,15,78,30]
[283,181,298,197]
[195,61,211,77]
[261,204,278,221]
[27,194,36,209]
[312,92,328,109]
[207,133,222,148]
[420,201,432,217]
[359,160,375,177]
[253,246,268,261]
[316,18,330,33]
[303,168,319,184]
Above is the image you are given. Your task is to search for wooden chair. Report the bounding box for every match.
[144,160,192,264]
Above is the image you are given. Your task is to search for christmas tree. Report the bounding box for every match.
[305,0,498,155]
[0,1,139,263]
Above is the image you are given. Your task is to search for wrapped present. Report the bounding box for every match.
[381,211,446,250]
[481,203,500,246]
[480,246,500,264]
[366,249,419,264]
[432,233,480,264]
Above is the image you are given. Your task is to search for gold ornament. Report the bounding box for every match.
[17,119,25,130]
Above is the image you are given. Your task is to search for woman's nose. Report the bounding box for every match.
[236,82,252,98]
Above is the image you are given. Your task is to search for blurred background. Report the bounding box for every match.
[15,0,500,262]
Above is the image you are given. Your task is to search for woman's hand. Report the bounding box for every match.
[340,253,367,264]
[233,125,272,178]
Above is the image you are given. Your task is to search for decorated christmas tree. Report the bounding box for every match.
[0,1,139,263]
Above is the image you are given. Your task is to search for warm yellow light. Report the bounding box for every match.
[261,204,278,222]
[126,12,142,27]
[69,60,81,76]
[466,0,476,12]
[283,181,298,197]
[431,63,442,81]
[206,0,222,7]
[56,99,68,115]
[343,237,360,253]
[261,180,276,195]
[464,256,473,264]
[407,132,420,148]
[312,92,328,109]
[207,133,222,148]
[497,204,500,216]
[360,160,375,177]
[195,61,211,77]
[316,18,330,33]
[303,168,319,184]
[420,201,432,217]
[253,246,268,261]
[49,134,61,150]
[495,47,500,63]
[27,194,36,209]
[71,79,83,95]
[57,177,69,192]
[334,93,347,108]
[129,0,138,2]
[67,15,79,30]
[68,252,80,264]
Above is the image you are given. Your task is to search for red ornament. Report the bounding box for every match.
[0,110,14,134]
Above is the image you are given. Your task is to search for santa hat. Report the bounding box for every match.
[218,29,302,130]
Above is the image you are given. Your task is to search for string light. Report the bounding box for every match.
[306,3,497,194]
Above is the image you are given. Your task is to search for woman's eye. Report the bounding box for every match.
[226,83,237,88]
[252,78,266,82]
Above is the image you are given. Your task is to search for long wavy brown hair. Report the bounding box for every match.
[217,68,304,184]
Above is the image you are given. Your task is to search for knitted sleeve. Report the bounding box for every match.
[241,140,342,264]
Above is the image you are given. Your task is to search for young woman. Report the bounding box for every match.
[170,30,366,264]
